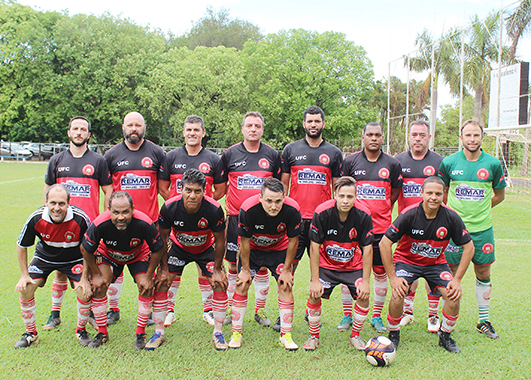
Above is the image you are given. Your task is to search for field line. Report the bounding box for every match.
[497,238,531,242]
[0,176,41,185]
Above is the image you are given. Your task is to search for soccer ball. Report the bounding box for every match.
[364,336,396,367]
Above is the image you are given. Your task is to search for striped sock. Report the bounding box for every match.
[351,303,369,337]
[51,279,68,314]
[153,291,167,334]
[306,300,321,338]
[212,291,228,334]
[167,277,181,313]
[341,284,353,317]
[231,293,248,334]
[76,297,91,331]
[254,269,269,312]
[441,310,458,333]
[136,295,153,335]
[278,298,294,336]
[476,278,491,323]
[20,296,37,335]
[198,277,213,312]
[108,273,123,312]
[92,296,108,335]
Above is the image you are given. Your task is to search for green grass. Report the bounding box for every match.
[1,161,530,379]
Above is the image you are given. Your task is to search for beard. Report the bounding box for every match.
[304,127,323,139]
[69,136,89,147]
[124,129,145,145]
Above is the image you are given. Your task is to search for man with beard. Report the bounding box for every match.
[438,120,506,339]
[41,116,112,331]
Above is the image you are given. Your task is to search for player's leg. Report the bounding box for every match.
[400,279,418,327]
[348,276,370,351]
[87,262,114,348]
[73,279,92,346]
[337,284,353,331]
[426,279,441,333]
[43,271,68,330]
[225,215,239,325]
[228,265,252,349]
[474,263,497,338]
[132,259,159,350]
[197,265,215,326]
[146,271,177,351]
[436,286,461,353]
[254,267,272,327]
[165,276,180,327]
[370,235,387,332]
[15,266,43,348]
[276,261,298,351]
[106,271,123,325]
[303,294,322,351]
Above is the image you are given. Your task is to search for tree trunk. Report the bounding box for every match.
[474,82,483,121]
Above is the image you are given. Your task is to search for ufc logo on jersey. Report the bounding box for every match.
[295,155,307,160]
[234,161,246,167]
[354,170,366,176]
[174,221,185,226]
[40,233,51,239]
[174,164,186,169]
[255,225,265,229]
[452,170,464,175]
[57,167,70,172]
[411,229,424,235]
[105,240,117,246]
[327,229,338,235]
[117,161,129,166]
[402,168,411,173]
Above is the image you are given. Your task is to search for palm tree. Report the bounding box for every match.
[506,0,531,63]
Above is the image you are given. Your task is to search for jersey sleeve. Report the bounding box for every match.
[156,147,166,180]
[390,159,403,189]
[384,212,409,243]
[449,211,472,246]
[280,145,292,174]
[238,207,253,238]
[145,222,164,252]
[287,208,302,238]
[218,151,230,183]
[211,154,224,185]
[438,159,451,187]
[492,161,507,190]
[358,212,374,247]
[82,223,101,254]
[159,154,171,182]
[17,215,38,248]
[157,202,173,230]
[97,156,112,186]
[211,206,226,233]
[340,156,352,177]
[272,151,282,180]
[309,211,326,244]
[331,149,343,178]
[44,156,59,185]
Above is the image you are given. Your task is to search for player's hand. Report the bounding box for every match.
[154,267,171,290]
[237,269,252,287]
[446,279,462,301]
[278,269,293,291]
[91,273,109,295]
[15,275,36,293]
[309,280,324,299]
[390,276,409,299]
[357,279,370,300]
[75,278,93,299]
[211,268,228,292]
[137,276,154,297]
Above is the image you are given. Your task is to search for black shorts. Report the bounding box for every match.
[240,249,287,281]
[225,215,239,264]
[294,218,312,261]
[97,252,150,282]
[372,234,384,266]
[394,262,453,297]
[28,256,83,286]
[167,244,215,278]
[318,267,363,300]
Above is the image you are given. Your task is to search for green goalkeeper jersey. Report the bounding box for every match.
[438,150,506,233]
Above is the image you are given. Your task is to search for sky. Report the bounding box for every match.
[17,0,531,106]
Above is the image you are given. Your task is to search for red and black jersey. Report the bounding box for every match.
[395,150,443,213]
[310,199,374,271]
[158,195,225,254]
[385,202,471,266]
[160,146,222,198]
[18,205,90,264]
[281,139,343,219]
[82,209,163,265]
[238,195,301,251]
[45,149,112,221]
[341,150,402,234]
[219,142,281,216]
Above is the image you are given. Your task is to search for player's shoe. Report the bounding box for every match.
[42,314,61,330]
[203,311,215,326]
[303,336,320,351]
[106,309,120,326]
[228,331,242,349]
[76,329,92,346]
[145,332,166,350]
[337,315,353,331]
[147,313,155,326]
[427,316,441,333]
[14,332,38,348]
[272,317,281,332]
[164,311,176,327]
[371,316,387,332]
[349,335,366,350]
[133,333,147,349]
[87,332,109,348]
[88,311,98,330]
[212,332,229,351]
[399,312,414,327]
[279,332,298,351]
[388,330,400,349]
[304,313,309,323]
[476,321,499,339]
[224,307,232,325]
[254,309,272,327]
[438,330,461,353]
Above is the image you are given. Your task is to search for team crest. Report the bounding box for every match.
[198,217,208,229]
[82,164,95,176]
[276,263,285,275]
[423,165,435,176]
[378,168,390,179]
[319,154,330,165]
[199,162,211,173]
[355,277,363,288]
[436,227,448,239]
[482,243,494,253]
[277,222,286,233]
[141,157,153,168]
[258,158,270,169]
[462,228,469,237]
[64,231,75,241]
[349,228,357,239]
[206,261,215,273]
[476,168,489,180]
[71,264,83,274]
[440,271,453,281]
[130,238,141,248]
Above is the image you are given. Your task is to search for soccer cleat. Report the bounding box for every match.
[147,313,155,327]
[371,316,387,332]
[304,313,309,323]
[87,332,109,348]
[164,311,177,327]
[388,330,400,349]
[88,311,98,330]
[272,317,281,332]
[438,330,461,353]
[224,307,232,325]
[145,332,166,350]
[427,316,441,333]
[476,321,499,339]
[303,336,320,351]
[203,311,215,326]
[337,315,353,331]
[42,314,61,330]
[399,312,414,327]
[133,333,147,349]
[349,335,366,351]
[254,309,272,327]
[228,331,242,349]
[106,309,120,326]
[14,332,38,348]
[279,332,298,351]
[76,329,92,346]
[212,332,229,351]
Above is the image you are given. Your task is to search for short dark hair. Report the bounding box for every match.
[109,191,133,209]
[303,106,325,122]
[410,120,429,133]
[184,115,205,131]
[69,116,91,132]
[421,176,445,190]
[333,176,356,193]
[261,177,284,195]
[181,168,206,189]
[242,111,264,127]
[362,122,382,135]
[46,183,70,203]
[460,119,484,135]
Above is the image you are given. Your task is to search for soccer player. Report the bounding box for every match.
[14,184,92,348]
[42,116,112,331]
[395,120,443,332]
[380,176,474,353]
[341,122,402,332]
[438,119,506,339]
[81,191,165,349]
[157,169,229,350]
[103,111,165,325]
[228,178,301,350]
[159,115,224,328]
[218,112,281,327]
[303,177,374,351]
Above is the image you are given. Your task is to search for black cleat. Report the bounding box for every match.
[14,332,38,348]
[438,330,461,353]
[133,333,146,349]
[87,332,109,348]
[106,309,120,326]
[42,314,61,330]
[76,329,92,346]
[272,317,281,333]
[388,330,400,349]
[476,321,499,339]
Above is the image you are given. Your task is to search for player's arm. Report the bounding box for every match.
[80,244,108,295]
[357,244,373,300]
[491,187,505,208]
[153,226,171,290]
[237,236,252,286]
[211,230,228,291]
[280,172,290,196]
[443,186,449,204]
[158,179,170,201]
[278,236,298,290]
[157,227,171,269]
[379,236,408,298]
[15,245,36,292]
[101,184,113,212]
[390,187,400,208]
[212,183,225,201]
[446,240,474,301]
[43,184,51,205]
[308,241,323,299]
[74,259,93,299]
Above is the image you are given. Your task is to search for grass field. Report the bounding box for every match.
[1,161,530,379]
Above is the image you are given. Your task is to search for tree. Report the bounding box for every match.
[435,95,478,148]
[506,0,531,63]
